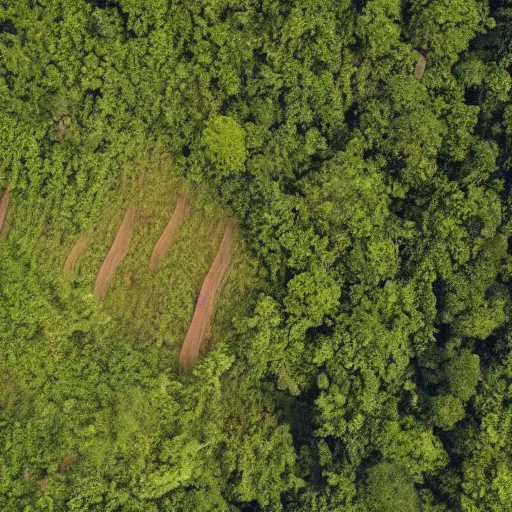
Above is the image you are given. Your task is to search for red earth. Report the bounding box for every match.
[179,221,235,370]
[64,233,90,272]
[94,207,136,299]
[0,188,9,233]
[150,194,190,268]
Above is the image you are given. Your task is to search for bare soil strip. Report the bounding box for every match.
[0,188,9,233]
[94,207,136,299]
[59,454,77,470]
[64,233,90,272]
[415,55,426,79]
[57,119,65,142]
[149,194,191,269]
[179,221,236,370]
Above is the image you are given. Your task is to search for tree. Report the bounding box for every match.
[363,462,420,512]
[201,115,247,181]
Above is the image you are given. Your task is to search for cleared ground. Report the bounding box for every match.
[0,189,9,233]
[64,233,90,272]
[94,207,136,299]
[150,194,190,269]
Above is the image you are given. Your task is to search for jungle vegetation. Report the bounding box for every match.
[1,0,512,510]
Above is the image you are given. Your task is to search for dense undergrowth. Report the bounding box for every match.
[1,0,512,510]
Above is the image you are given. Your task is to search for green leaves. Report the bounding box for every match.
[363,462,421,512]
[356,0,403,60]
[2,1,512,511]
[284,267,341,336]
[408,0,492,66]
[201,115,247,180]
[447,350,481,402]
[431,394,466,430]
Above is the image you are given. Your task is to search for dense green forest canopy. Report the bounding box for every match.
[1,0,512,510]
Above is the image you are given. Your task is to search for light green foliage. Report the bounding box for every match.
[355,0,413,90]
[284,266,341,339]
[458,343,512,511]
[201,115,247,179]
[408,0,491,65]
[2,1,512,511]
[431,394,466,430]
[356,0,403,60]
[379,418,448,480]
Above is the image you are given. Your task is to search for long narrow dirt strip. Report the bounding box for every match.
[0,189,9,233]
[149,194,190,269]
[94,207,136,299]
[64,233,90,272]
[179,221,236,370]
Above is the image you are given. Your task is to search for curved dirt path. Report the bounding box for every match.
[59,454,77,470]
[64,233,90,272]
[94,207,135,299]
[150,194,190,269]
[415,55,426,79]
[179,221,235,370]
[0,188,9,233]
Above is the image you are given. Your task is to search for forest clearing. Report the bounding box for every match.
[179,221,235,370]
[86,186,237,369]
[28,173,248,373]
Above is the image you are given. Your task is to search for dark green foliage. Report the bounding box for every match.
[1,0,512,510]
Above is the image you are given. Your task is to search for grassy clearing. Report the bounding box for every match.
[4,161,260,373]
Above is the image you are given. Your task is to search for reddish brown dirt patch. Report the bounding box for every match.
[57,119,65,142]
[414,55,426,79]
[0,188,9,234]
[94,207,136,299]
[64,233,90,272]
[150,194,191,269]
[39,477,47,490]
[179,221,236,370]
[59,454,77,470]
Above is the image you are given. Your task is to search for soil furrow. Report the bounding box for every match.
[0,188,9,233]
[150,194,190,268]
[94,207,135,299]
[179,221,235,370]
[64,233,90,272]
